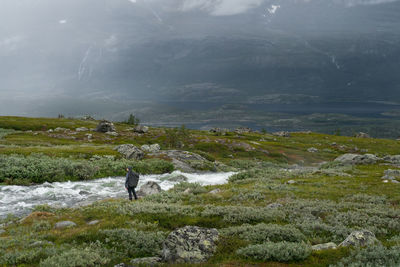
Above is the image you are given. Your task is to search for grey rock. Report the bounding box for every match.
[130,257,162,267]
[234,127,252,134]
[183,188,192,194]
[96,120,116,133]
[87,220,100,225]
[150,150,210,173]
[210,128,229,135]
[76,127,88,132]
[133,125,149,134]
[335,153,381,165]
[162,226,219,263]
[114,144,144,160]
[209,189,222,194]
[287,180,296,184]
[312,242,337,251]
[392,180,400,183]
[382,169,400,180]
[355,132,371,138]
[29,240,53,247]
[383,155,400,164]
[54,127,68,132]
[0,229,5,235]
[339,230,379,247]
[272,131,291,137]
[307,147,319,153]
[266,203,283,209]
[106,131,119,137]
[54,221,77,229]
[137,181,162,197]
[141,144,161,153]
[160,173,188,183]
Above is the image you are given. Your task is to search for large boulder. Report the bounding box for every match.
[383,155,400,164]
[150,150,212,173]
[96,121,116,133]
[162,226,219,263]
[334,153,381,165]
[160,173,188,183]
[137,181,162,197]
[382,169,400,181]
[339,230,379,247]
[133,125,149,134]
[114,144,144,160]
[141,144,161,153]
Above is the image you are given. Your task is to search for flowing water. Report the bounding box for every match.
[0,171,235,218]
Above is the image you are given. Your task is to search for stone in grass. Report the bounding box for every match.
[54,221,77,229]
[162,226,219,263]
[312,242,337,251]
[209,189,222,194]
[287,180,296,184]
[266,203,283,209]
[339,230,380,247]
[307,147,319,153]
[87,220,100,226]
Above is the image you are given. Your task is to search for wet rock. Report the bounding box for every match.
[272,131,291,137]
[76,127,88,132]
[137,181,162,197]
[141,144,161,153]
[307,147,319,153]
[312,242,337,251]
[162,226,219,263]
[96,120,116,133]
[160,173,188,183]
[355,132,371,138]
[130,257,162,267]
[335,153,381,165]
[87,220,100,225]
[54,221,77,229]
[339,230,379,247]
[114,144,144,160]
[266,203,283,209]
[133,125,149,134]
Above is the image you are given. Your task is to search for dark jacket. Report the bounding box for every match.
[125,167,139,188]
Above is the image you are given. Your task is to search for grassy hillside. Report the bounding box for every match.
[1,116,400,266]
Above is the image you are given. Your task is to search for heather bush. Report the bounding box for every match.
[237,241,311,262]
[221,223,307,243]
[100,228,165,257]
[343,194,387,205]
[39,243,110,267]
[32,220,51,232]
[202,205,285,224]
[0,245,61,265]
[332,245,400,267]
[0,128,15,139]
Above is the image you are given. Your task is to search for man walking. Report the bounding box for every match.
[125,167,139,201]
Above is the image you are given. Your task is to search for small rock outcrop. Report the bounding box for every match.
[149,150,211,173]
[382,169,400,181]
[141,144,161,153]
[273,131,291,137]
[209,128,229,135]
[209,189,222,194]
[133,125,149,134]
[355,132,371,138]
[266,203,283,209]
[160,173,188,183]
[307,147,319,153]
[312,242,337,251]
[96,121,116,133]
[76,127,88,132]
[54,221,77,229]
[339,230,379,247]
[334,153,380,165]
[114,144,144,160]
[383,155,400,164]
[137,181,162,197]
[234,127,252,134]
[162,226,219,263]
[87,220,100,226]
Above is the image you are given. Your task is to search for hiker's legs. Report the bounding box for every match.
[128,187,133,201]
[132,187,138,200]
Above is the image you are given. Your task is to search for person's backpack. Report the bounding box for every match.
[128,171,139,187]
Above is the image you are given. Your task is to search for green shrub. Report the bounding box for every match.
[0,246,60,265]
[332,245,400,267]
[39,244,110,267]
[221,223,307,243]
[32,221,51,232]
[100,228,165,257]
[202,205,285,224]
[237,241,311,262]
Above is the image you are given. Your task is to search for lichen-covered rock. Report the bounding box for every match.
[339,230,379,247]
[382,169,400,180]
[96,120,116,133]
[312,242,337,251]
[160,173,188,183]
[141,144,161,153]
[137,181,162,197]
[54,221,77,229]
[114,144,144,160]
[266,203,283,209]
[335,153,380,165]
[75,127,88,132]
[133,125,149,134]
[162,226,219,263]
[383,155,400,164]
[307,147,319,153]
[209,189,221,194]
[150,150,211,173]
[355,132,371,138]
[272,131,291,137]
[234,127,252,134]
